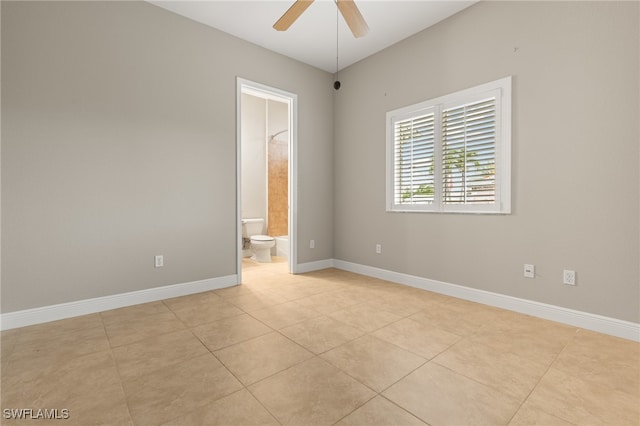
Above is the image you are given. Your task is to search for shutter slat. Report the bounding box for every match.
[442,97,497,205]
[393,112,435,205]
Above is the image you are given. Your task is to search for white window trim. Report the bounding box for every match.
[386,76,512,214]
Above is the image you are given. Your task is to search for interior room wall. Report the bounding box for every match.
[4,0,636,327]
[1,1,334,313]
[333,1,639,323]
[241,93,267,223]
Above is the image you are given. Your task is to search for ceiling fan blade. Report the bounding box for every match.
[273,0,315,31]
[337,0,369,38]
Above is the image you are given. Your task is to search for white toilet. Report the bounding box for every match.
[242,218,275,263]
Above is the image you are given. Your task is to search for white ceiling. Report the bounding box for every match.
[148,1,477,73]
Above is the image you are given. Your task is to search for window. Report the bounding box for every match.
[386,77,511,214]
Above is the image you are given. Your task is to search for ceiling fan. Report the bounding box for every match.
[273,0,369,38]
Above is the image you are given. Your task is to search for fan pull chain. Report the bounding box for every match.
[334,2,341,90]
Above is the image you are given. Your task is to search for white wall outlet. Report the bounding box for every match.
[376,244,382,254]
[310,239,315,249]
[154,255,164,268]
[563,269,576,285]
[524,264,535,278]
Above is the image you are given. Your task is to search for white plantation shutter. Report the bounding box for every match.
[386,77,510,214]
[394,112,435,205]
[442,98,496,205]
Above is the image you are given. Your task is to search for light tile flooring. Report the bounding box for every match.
[2,258,639,425]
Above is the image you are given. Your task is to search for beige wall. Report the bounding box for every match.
[333,1,639,322]
[1,1,334,312]
[3,1,638,324]
[241,93,267,222]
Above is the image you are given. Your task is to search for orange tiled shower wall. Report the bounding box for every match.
[267,138,288,237]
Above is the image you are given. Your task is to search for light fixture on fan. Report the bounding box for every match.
[273,0,369,39]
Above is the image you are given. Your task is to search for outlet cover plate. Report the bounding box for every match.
[524,264,535,278]
[563,269,576,285]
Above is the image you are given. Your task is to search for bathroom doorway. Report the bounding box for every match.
[236,78,297,283]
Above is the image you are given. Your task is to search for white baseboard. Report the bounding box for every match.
[0,275,238,331]
[295,259,335,274]
[4,259,638,343]
[332,259,640,342]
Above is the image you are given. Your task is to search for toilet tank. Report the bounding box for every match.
[242,218,265,237]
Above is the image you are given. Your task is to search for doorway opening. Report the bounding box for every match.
[236,78,298,283]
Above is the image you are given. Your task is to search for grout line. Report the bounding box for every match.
[100,312,136,426]
[379,394,434,426]
[182,322,284,425]
[243,380,285,426]
[329,392,379,426]
[503,327,579,425]
[241,264,389,424]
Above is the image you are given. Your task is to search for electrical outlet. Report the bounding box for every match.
[524,264,535,278]
[376,244,382,254]
[155,255,164,268]
[310,239,315,249]
[563,269,576,285]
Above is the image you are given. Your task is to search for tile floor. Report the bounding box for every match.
[1,258,639,425]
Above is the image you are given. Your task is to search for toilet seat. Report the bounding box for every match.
[251,235,274,242]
